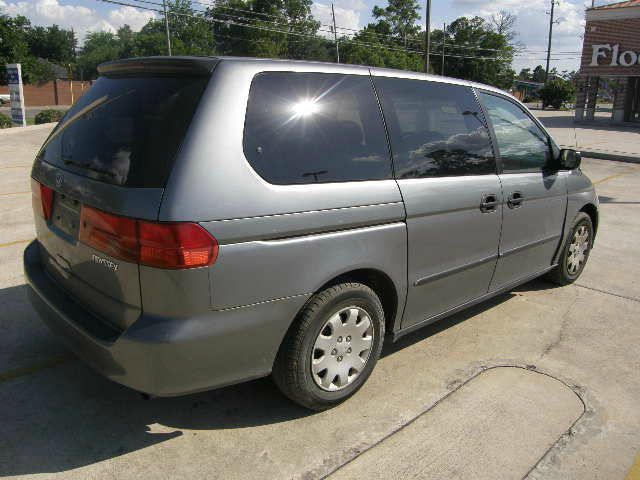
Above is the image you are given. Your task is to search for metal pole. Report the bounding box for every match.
[424,0,431,73]
[163,0,172,56]
[544,0,556,84]
[331,3,340,63]
[441,22,446,76]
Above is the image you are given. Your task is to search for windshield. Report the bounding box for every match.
[38,75,208,187]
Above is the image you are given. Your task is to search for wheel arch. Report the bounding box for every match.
[275,268,401,365]
[580,203,599,240]
[315,268,400,336]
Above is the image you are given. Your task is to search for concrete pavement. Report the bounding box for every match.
[1,125,639,479]
[535,109,640,163]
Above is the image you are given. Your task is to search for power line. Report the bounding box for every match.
[107,0,585,66]
[96,0,512,62]
[131,0,567,57]
[123,0,511,54]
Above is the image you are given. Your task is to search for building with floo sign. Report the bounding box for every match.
[575,0,640,124]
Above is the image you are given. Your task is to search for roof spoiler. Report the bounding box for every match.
[98,56,220,77]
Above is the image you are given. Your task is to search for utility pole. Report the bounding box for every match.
[441,22,446,76]
[424,0,431,73]
[544,0,558,84]
[162,0,172,56]
[331,3,340,63]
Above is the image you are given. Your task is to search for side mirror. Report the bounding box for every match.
[559,149,581,170]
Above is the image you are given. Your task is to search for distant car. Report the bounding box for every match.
[0,94,10,104]
[24,57,598,410]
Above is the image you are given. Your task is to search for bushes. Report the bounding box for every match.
[0,112,11,129]
[539,78,575,109]
[34,109,65,124]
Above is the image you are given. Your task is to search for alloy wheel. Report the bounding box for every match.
[567,224,590,275]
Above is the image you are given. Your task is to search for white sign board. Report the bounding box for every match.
[6,63,26,127]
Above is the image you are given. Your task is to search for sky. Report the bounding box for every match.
[0,0,618,74]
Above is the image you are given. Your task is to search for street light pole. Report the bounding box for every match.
[424,0,431,73]
[162,0,172,56]
[331,3,340,63]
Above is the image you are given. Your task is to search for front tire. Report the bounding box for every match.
[546,212,593,285]
[272,283,385,411]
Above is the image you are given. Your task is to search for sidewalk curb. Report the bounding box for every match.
[0,123,57,136]
[560,145,640,164]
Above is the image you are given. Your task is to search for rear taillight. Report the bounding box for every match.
[79,206,218,269]
[31,179,54,220]
[138,221,217,269]
[79,207,138,262]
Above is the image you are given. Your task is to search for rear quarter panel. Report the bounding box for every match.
[160,59,408,332]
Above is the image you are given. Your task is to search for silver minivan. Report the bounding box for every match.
[24,56,598,410]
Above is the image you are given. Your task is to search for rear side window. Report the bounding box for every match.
[243,72,391,185]
[38,75,208,187]
[373,77,496,178]
[478,92,551,172]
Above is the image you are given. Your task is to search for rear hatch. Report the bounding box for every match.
[31,57,216,332]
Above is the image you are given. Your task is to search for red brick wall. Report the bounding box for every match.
[0,80,92,106]
[580,17,640,76]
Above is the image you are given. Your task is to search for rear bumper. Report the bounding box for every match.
[24,240,309,396]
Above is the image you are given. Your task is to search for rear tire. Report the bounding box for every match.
[272,283,385,411]
[546,212,593,285]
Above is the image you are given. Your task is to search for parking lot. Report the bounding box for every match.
[1,125,639,479]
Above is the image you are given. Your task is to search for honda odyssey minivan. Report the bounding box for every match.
[25,56,598,410]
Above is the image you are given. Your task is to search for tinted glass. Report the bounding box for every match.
[479,92,551,171]
[243,72,391,185]
[373,77,495,178]
[38,75,208,187]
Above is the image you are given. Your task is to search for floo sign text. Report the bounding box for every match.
[590,44,640,67]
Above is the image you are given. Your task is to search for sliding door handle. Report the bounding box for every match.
[507,191,524,209]
[480,193,498,213]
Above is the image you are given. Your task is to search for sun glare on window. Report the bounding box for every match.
[291,99,320,117]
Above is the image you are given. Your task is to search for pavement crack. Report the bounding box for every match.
[574,283,640,303]
[538,296,577,360]
[310,364,588,480]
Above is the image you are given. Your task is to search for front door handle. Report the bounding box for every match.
[480,193,498,213]
[507,191,524,209]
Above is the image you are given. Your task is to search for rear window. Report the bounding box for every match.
[373,77,496,178]
[38,75,208,187]
[243,72,392,185]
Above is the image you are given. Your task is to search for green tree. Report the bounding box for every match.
[116,25,136,59]
[138,0,214,56]
[206,0,329,60]
[371,0,420,47]
[532,65,546,82]
[26,25,76,64]
[539,77,575,109]
[339,0,422,70]
[1,14,75,83]
[0,14,30,82]
[77,31,122,78]
[518,68,531,80]
[436,17,514,89]
[340,28,422,71]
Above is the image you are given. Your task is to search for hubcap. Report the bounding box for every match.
[567,225,590,275]
[311,306,374,391]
